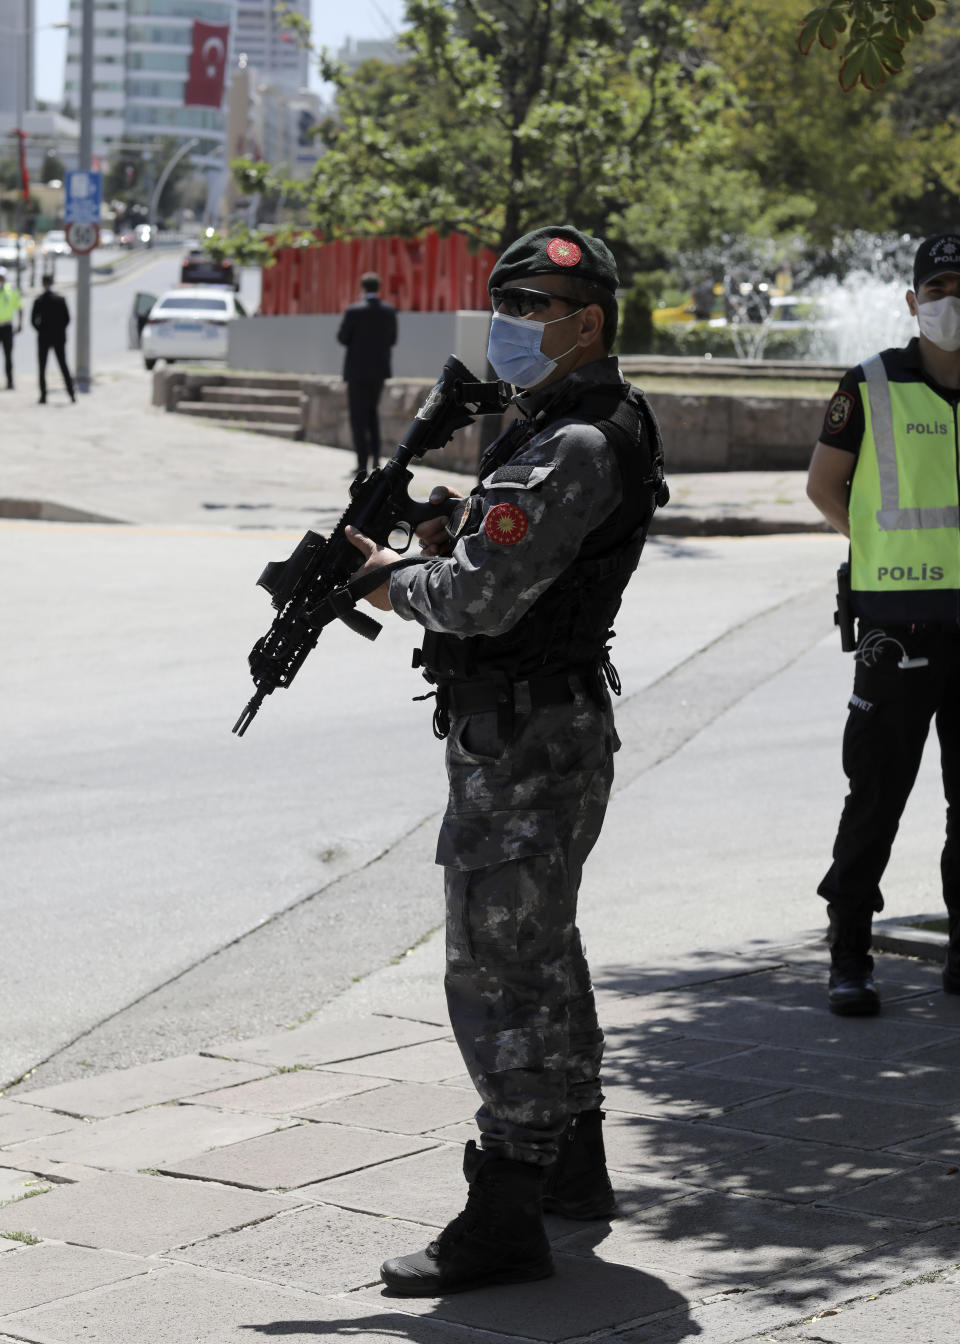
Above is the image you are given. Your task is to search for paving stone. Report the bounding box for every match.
[691,1044,960,1107]
[300,1081,477,1134]
[0,1170,51,1205]
[600,1069,786,1121]
[892,1122,960,1161]
[161,1121,434,1190]
[217,1016,450,1069]
[0,1102,82,1145]
[174,1201,433,1294]
[358,1254,700,1341]
[899,1038,960,1069]
[604,1035,756,1072]
[824,1161,960,1222]
[769,1281,960,1343]
[3,1262,504,1344]
[706,1090,946,1150]
[16,1105,290,1172]
[0,1170,297,1256]
[424,1120,478,1145]
[679,1139,919,1204]
[13,1055,267,1119]
[0,1242,152,1314]
[187,1069,384,1114]
[556,1189,894,1287]
[601,1110,770,1175]
[299,1144,463,1225]
[322,1038,468,1083]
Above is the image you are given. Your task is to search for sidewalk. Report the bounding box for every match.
[2,932,960,1342]
[0,367,827,536]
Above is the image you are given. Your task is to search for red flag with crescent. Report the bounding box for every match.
[185,20,229,108]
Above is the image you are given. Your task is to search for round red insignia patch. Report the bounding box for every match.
[546,237,581,267]
[484,502,528,546]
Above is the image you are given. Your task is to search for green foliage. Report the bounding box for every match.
[798,1,938,90]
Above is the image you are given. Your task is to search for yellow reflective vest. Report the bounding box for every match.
[0,285,21,325]
[849,347,960,623]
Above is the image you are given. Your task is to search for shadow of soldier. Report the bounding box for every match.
[239,1222,700,1341]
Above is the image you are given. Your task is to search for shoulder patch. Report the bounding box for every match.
[481,463,556,492]
[484,502,528,546]
[825,390,854,434]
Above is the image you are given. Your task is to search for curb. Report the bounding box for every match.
[873,914,949,963]
[0,499,126,526]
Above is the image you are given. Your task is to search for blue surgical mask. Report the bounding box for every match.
[487,309,583,388]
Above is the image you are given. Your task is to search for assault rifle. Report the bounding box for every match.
[232,355,512,736]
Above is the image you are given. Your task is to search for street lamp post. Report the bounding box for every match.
[148,136,200,243]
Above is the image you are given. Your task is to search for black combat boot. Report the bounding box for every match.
[380,1140,554,1296]
[827,903,880,1015]
[542,1109,618,1219]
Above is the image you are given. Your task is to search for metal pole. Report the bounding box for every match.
[75,0,94,394]
[148,136,199,241]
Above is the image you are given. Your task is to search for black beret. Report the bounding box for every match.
[489,225,619,294]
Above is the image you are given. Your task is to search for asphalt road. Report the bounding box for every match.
[2,522,948,1093]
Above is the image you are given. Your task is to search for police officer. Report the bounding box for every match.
[0,267,23,390]
[807,232,960,1016]
[346,225,667,1294]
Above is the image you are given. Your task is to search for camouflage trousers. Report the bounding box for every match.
[436,690,619,1166]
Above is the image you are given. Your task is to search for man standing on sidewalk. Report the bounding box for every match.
[31,275,76,405]
[0,267,23,390]
[807,232,960,1017]
[345,226,667,1295]
[337,272,397,475]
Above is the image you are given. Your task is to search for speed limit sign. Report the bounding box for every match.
[66,221,99,254]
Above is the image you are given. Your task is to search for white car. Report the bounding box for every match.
[141,286,247,370]
[41,230,70,256]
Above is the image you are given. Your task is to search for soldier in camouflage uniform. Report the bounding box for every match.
[346,225,667,1296]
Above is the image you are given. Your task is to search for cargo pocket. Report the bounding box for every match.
[437,809,559,964]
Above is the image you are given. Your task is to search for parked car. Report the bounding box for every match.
[98,227,117,249]
[0,232,36,265]
[140,285,248,370]
[127,291,158,349]
[180,248,237,289]
[40,230,69,257]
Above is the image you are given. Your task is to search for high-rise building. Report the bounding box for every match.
[0,0,33,120]
[235,0,308,92]
[63,0,235,165]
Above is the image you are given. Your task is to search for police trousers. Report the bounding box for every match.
[818,623,960,925]
[437,691,618,1167]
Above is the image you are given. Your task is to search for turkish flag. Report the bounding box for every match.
[185,20,229,108]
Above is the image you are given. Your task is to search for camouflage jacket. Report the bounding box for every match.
[389,357,624,638]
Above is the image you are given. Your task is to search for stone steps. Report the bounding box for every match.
[200,386,302,408]
[175,414,302,440]
[175,400,301,427]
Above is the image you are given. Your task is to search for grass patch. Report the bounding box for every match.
[634,375,838,399]
[906,917,950,934]
[1,1229,41,1245]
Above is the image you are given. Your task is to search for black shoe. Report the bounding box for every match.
[828,970,881,1015]
[380,1141,553,1296]
[826,903,880,1016]
[38,397,46,404]
[542,1109,617,1219]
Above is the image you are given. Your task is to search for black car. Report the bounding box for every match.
[180,249,237,289]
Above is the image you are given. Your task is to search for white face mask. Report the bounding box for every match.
[915,295,960,351]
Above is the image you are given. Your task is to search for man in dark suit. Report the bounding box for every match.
[31,274,76,404]
[337,272,397,474]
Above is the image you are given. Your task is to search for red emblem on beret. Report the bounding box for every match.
[484,502,528,546]
[546,237,581,267]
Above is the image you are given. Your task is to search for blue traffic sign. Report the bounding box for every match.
[65,170,103,225]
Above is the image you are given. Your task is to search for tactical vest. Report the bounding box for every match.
[0,286,19,325]
[849,350,960,623]
[418,381,666,683]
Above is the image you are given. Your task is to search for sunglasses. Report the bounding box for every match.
[490,286,582,318]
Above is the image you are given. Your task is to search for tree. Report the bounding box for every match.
[798,1,938,90]
[225,0,754,266]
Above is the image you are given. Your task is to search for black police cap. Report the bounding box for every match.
[489,225,619,295]
[914,233,960,290]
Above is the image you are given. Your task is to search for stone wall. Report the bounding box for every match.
[153,367,827,474]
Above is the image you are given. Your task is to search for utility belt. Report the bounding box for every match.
[418,659,621,741]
